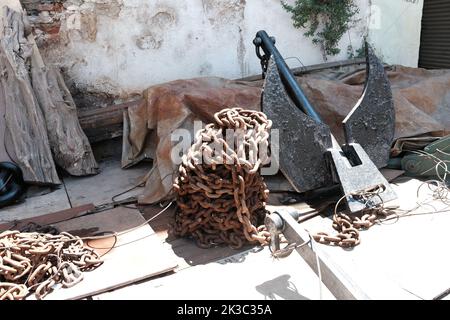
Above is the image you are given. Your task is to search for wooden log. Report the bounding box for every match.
[78,99,142,143]
[30,38,99,176]
[0,7,60,184]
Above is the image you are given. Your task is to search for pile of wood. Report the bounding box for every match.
[0,4,98,185]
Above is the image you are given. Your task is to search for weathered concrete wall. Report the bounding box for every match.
[368,0,424,68]
[18,0,422,105]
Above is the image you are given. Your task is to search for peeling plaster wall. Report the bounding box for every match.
[19,0,422,104]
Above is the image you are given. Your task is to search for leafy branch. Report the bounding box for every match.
[282,0,359,57]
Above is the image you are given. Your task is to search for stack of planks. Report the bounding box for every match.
[0,3,98,185]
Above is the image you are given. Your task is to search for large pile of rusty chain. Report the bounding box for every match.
[0,230,103,300]
[173,108,272,249]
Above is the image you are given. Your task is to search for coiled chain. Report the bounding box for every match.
[0,230,103,300]
[174,108,273,249]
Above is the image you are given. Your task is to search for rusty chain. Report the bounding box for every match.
[172,109,409,251]
[173,108,272,249]
[0,230,103,300]
[311,185,389,248]
[0,283,28,300]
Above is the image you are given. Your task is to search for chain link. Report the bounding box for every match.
[174,108,272,249]
[0,230,103,300]
[311,185,388,248]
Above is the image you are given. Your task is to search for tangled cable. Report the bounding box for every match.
[173,108,272,249]
[0,230,103,300]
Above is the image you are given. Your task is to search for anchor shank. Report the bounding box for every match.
[254,30,323,123]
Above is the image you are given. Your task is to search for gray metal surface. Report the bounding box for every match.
[343,45,395,169]
[262,58,333,192]
[328,143,397,213]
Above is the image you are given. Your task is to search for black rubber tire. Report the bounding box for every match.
[0,162,25,208]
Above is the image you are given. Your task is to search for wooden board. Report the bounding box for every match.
[63,158,151,207]
[141,204,253,271]
[93,246,335,300]
[0,186,71,223]
[78,99,143,143]
[0,203,94,231]
[36,207,177,300]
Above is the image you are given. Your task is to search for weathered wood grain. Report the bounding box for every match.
[0,6,60,184]
[0,3,98,183]
[30,39,98,176]
[42,207,177,300]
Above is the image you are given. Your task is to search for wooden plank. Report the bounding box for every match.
[78,99,142,143]
[0,186,71,224]
[141,204,175,240]
[167,237,253,271]
[63,157,150,207]
[38,207,177,300]
[141,204,253,271]
[94,246,335,300]
[274,208,369,300]
[0,203,95,231]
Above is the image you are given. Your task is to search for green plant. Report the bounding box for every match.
[347,43,366,59]
[282,0,359,57]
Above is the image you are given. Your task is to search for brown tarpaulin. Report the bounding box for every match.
[122,65,449,204]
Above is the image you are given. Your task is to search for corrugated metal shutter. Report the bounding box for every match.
[419,0,450,69]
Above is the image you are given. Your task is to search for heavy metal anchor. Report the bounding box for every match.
[254,30,397,299]
[253,30,397,213]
